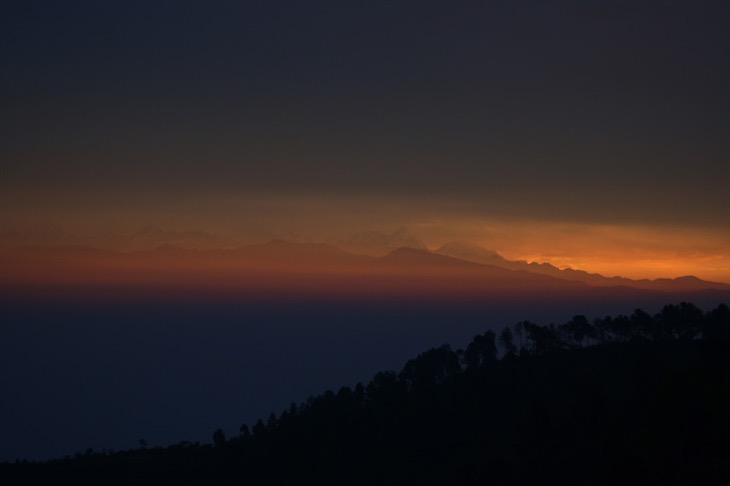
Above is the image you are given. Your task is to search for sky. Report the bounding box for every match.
[3,1,730,461]
[2,0,730,281]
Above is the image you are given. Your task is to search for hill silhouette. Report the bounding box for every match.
[335,226,428,256]
[3,302,729,484]
[3,240,727,304]
[434,240,730,291]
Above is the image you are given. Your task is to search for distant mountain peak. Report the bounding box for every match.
[384,246,430,258]
[335,226,426,256]
[433,241,730,292]
[386,226,427,249]
[129,226,225,250]
[435,241,503,260]
[381,246,486,269]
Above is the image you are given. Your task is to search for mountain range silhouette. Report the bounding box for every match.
[2,239,728,303]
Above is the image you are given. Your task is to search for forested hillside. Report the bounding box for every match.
[3,303,729,485]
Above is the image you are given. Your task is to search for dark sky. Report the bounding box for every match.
[2,0,729,278]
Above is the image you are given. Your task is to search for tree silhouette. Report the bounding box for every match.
[463,331,498,370]
[514,321,524,352]
[656,302,703,340]
[399,345,460,391]
[559,315,596,347]
[267,412,278,431]
[212,428,225,447]
[631,308,655,340]
[523,321,559,355]
[499,326,517,357]
[595,314,632,342]
[366,371,402,402]
[704,303,730,340]
[252,419,266,436]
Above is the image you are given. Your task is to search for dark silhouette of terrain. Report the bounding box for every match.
[2,302,729,484]
[3,241,729,304]
[332,226,428,256]
[435,240,730,292]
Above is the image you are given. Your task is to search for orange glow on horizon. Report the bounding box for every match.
[510,254,729,283]
[468,221,730,284]
[1,236,728,305]
[2,196,729,285]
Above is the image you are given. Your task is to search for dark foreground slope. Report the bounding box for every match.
[3,303,729,485]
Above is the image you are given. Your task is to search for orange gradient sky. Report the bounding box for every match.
[2,193,729,284]
[2,2,729,287]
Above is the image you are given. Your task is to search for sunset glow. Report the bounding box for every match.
[2,0,729,464]
[2,201,730,287]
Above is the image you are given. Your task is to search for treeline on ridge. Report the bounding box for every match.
[3,302,730,484]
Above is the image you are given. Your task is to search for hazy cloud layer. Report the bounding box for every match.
[1,1,728,278]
